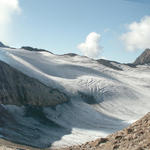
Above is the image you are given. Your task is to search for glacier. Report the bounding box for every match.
[0,47,150,149]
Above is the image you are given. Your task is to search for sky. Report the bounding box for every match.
[1,0,150,63]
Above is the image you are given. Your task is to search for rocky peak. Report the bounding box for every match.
[134,49,150,65]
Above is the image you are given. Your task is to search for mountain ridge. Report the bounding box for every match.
[1,41,150,66]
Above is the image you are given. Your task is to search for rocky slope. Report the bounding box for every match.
[66,112,150,150]
[134,49,150,65]
[0,60,69,106]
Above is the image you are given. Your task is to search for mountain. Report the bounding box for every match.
[0,46,150,149]
[134,49,150,65]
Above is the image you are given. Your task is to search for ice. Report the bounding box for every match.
[0,47,150,148]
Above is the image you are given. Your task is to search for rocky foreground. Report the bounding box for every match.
[64,112,150,150]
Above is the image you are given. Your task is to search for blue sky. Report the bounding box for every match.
[1,0,150,63]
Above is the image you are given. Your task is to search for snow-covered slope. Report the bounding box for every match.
[0,47,150,149]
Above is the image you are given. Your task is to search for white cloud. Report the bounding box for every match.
[77,32,103,58]
[121,16,150,51]
[0,0,20,42]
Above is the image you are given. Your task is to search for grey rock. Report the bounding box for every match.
[97,59,122,71]
[134,49,150,65]
[0,60,69,106]
[21,46,53,54]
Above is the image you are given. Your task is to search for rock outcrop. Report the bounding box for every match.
[134,49,150,65]
[97,59,122,71]
[0,60,69,106]
[21,46,53,54]
[66,112,150,150]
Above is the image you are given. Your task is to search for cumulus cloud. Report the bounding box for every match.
[0,0,20,41]
[121,16,150,51]
[77,32,103,58]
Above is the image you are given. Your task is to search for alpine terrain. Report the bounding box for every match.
[0,43,150,149]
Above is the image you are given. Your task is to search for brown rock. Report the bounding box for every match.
[65,112,150,150]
